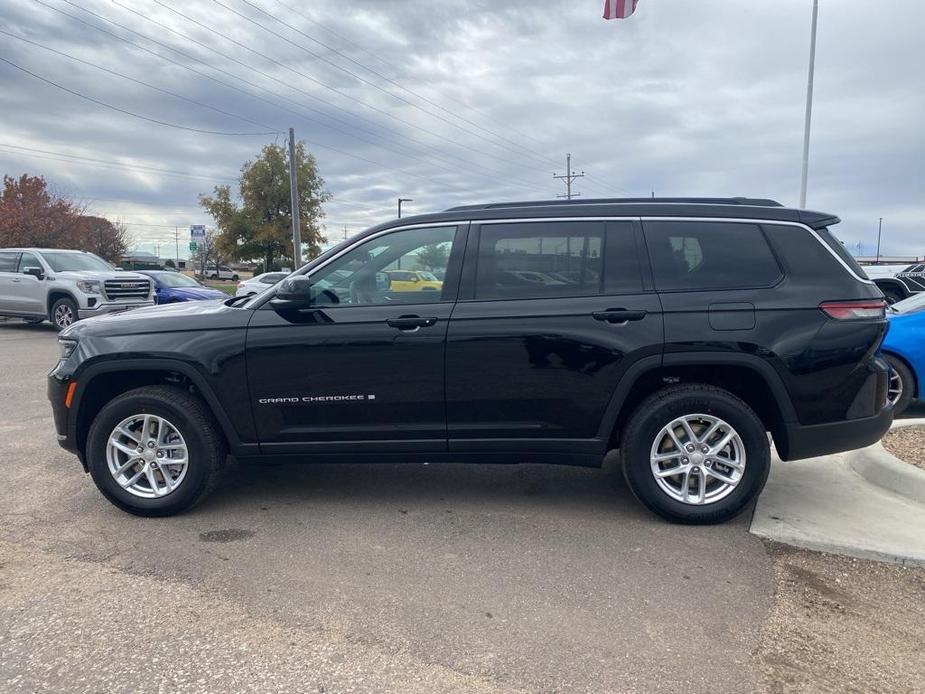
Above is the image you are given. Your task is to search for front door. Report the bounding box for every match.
[445,219,663,454]
[11,251,48,315]
[246,224,465,454]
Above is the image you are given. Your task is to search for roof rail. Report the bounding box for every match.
[444,197,784,212]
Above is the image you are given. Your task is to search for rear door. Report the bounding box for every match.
[445,219,663,454]
[0,251,22,313]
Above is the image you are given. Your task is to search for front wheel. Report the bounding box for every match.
[86,385,226,516]
[621,385,771,524]
[51,296,78,330]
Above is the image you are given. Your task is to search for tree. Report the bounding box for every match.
[0,174,81,248]
[73,215,130,263]
[164,258,176,269]
[416,243,450,272]
[199,141,330,271]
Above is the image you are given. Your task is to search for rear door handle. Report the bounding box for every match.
[592,308,648,324]
[386,315,438,331]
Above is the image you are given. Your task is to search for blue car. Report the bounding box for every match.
[138,270,228,305]
[881,292,925,415]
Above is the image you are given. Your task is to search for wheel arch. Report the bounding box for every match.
[599,353,796,452]
[71,359,248,461]
[47,289,78,317]
[874,278,910,301]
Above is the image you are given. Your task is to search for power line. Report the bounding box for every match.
[132,0,555,183]
[0,29,286,136]
[0,56,278,137]
[49,0,544,193]
[225,0,563,169]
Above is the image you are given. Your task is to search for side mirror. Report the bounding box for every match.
[270,276,315,309]
[23,266,45,280]
[375,272,391,291]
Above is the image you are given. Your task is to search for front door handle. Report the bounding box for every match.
[386,315,438,331]
[592,308,648,324]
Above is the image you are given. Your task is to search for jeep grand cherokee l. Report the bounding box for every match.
[48,198,893,522]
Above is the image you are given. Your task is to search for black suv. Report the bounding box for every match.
[49,198,893,523]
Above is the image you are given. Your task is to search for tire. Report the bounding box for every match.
[620,384,771,524]
[51,296,78,330]
[209,274,218,280]
[85,385,226,517]
[881,286,905,305]
[884,354,915,416]
[231,274,239,281]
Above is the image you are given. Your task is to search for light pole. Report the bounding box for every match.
[876,217,883,263]
[799,0,819,208]
[397,198,413,218]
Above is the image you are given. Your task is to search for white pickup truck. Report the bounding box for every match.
[0,248,155,330]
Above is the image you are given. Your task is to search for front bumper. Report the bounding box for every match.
[78,300,154,320]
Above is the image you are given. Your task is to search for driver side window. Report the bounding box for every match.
[309,226,457,307]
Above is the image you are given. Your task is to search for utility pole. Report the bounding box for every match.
[398,198,413,218]
[343,225,348,241]
[876,217,883,263]
[799,0,819,208]
[553,153,584,200]
[287,127,302,268]
[175,226,179,267]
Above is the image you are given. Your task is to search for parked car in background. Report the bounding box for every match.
[384,270,443,291]
[881,292,925,415]
[0,248,154,329]
[137,271,228,304]
[200,265,239,281]
[865,263,925,304]
[235,272,288,297]
[49,197,893,521]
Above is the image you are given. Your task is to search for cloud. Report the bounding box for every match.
[0,0,922,257]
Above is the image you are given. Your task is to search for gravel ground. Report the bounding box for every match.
[756,543,925,694]
[882,426,925,471]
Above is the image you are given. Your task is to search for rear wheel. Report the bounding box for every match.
[86,385,226,516]
[880,285,905,305]
[621,385,771,524]
[884,354,915,416]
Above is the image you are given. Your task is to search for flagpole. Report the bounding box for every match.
[799,0,819,208]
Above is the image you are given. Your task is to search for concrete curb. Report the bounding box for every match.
[848,442,925,504]
[892,417,925,429]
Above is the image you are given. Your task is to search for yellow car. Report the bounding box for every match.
[385,270,443,292]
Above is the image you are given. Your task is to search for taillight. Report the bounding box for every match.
[819,300,886,320]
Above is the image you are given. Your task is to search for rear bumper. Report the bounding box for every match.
[78,300,153,320]
[776,403,893,461]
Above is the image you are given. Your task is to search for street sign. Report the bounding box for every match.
[190,225,206,238]
[189,241,198,252]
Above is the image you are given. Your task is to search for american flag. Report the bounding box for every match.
[603,0,639,20]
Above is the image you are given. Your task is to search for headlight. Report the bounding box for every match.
[58,338,78,359]
[76,279,102,294]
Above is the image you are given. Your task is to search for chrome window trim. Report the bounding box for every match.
[255,215,872,308]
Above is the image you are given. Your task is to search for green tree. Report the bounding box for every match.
[199,142,330,271]
[415,242,450,272]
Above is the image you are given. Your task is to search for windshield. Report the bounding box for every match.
[155,272,202,288]
[892,292,925,314]
[42,251,113,272]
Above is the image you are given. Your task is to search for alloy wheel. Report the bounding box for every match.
[649,414,746,505]
[888,369,904,407]
[106,414,189,499]
[54,304,74,329]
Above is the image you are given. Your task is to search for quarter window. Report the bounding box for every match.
[474,222,604,299]
[644,221,782,291]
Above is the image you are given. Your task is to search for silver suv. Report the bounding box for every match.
[0,248,155,330]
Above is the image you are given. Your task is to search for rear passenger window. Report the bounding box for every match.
[475,222,604,299]
[644,221,781,291]
[0,252,18,273]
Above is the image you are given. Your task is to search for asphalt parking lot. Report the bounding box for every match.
[1,320,923,693]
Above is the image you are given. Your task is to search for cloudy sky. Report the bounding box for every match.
[1,0,923,259]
